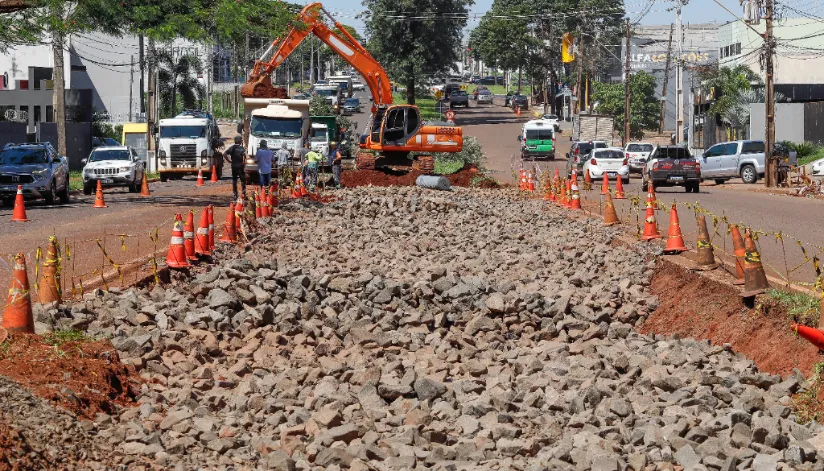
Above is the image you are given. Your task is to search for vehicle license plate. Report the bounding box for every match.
[669,176,684,182]
[101,179,114,184]
[608,172,617,177]
[2,185,14,191]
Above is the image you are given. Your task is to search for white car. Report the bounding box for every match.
[353,81,366,92]
[541,114,560,131]
[624,142,654,174]
[82,146,145,195]
[811,157,824,176]
[582,147,630,184]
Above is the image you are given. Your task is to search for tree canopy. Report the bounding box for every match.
[592,71,659,139]
[362,0,474,104]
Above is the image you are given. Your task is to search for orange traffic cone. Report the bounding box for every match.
[730,225,746,285]
[292,174,302,198]
[196,168,205,187]
[194,208,211,257]
[140,172,151,197]
[647,183,658,209]
[741,230,769,297]
[527,171,535,192]
[207,205,216,251]
[2,253,34,334]
[792,323,824,350]
[554,168,560,180]
[614,176,626,199]
[10,185,28,222]
[219,202,237,243]
[565,179,572,208]
[641,202,661,240]
[584,169,592,191]
[603,191,620,226]
[254,191,262,219]
[235,198,244,233]
[183,210,197,262]
[37,236,61,304]
[819,294,824,330]
[93,180,107,208]
[270,184,278,209]
[165,214,190,269]
[694,215,719,270]
[600,173,610,195]
[210,165,219,183]
[570,180,582,210]
[663,202,688,254]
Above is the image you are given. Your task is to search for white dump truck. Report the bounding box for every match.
[313,83,342,113]
[327,75,353,98]
[240,98,311,181]
[157,110,222,181]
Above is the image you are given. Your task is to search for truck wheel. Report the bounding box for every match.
[741,164,757,184]
[693,183,700,193]
[160,173,169,182]
[44,181,56,205]
[83,181,94,196]
[714,179,726,185]
[641,179,649,192]
[58,182,70,204]
[129,181,139,193]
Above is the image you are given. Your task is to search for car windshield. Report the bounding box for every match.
[251,117,303,138]
[627,144,653,152]
[0,147,49,165]
[453,91,467,97]
[479,90,491,95]
[542,115,558,120]
[655,147,691,159]
[310,127,328,142]
[315,89,337,97]
[345,99,359,106]
[90,149,130,162]
[160,126,205,139]
[525,129,554,140]
[595,150,625,159]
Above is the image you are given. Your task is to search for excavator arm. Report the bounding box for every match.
[241,3,393,107]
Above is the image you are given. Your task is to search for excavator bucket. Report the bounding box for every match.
[240,74,289,99]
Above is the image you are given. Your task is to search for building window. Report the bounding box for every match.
[46,105,53,122]
[34,106,41,124]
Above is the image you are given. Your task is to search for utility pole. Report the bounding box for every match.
[129,55,134,122]
[764,0,776,187]
[659,24,673,134]
[675,1,684,145]
[147,38,156,154]
[576,40,584,114]
[206,48,213,115]
[139,35,145,115]
[624,18,632,146]
[52,28,66,158]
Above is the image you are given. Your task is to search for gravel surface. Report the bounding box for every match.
[5,185,824,470]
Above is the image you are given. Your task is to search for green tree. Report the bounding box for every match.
[697,64,761,122]
[592,71,659,139]
[156,51,204,118]
[362,0,474,105]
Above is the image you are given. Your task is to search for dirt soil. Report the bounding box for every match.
[0,334,140,419]
[0,419,54,470]
[341,166,492,188]
[641,258,820,377]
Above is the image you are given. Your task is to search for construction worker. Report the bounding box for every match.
[224,135,246,200]
[275,141,291,188]
[330,141,343,189]
[255,140,274,188]
[305,147,322,190]
[298,141,311,186]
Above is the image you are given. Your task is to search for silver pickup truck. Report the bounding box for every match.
[0,142,70,205]
[699,140,765,184]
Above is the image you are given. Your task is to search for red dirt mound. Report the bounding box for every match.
[0,334,140,418]
[341,166,492,188]
[641,259,819,378]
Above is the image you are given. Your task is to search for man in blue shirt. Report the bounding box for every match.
[254,140,274,188]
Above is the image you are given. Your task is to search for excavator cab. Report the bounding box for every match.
[380,106,421,146]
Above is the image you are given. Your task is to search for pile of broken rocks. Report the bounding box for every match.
[30,187,824,470]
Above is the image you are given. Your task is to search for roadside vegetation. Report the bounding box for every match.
[431,136,485,175]
[765,288,821,326]
[793,361,824,424]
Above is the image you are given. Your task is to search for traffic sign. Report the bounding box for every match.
[445,110,456,121]
[434,90,444,100]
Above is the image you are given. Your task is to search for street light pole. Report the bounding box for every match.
[675,1,684,145]
[764,0,776,187]
[624,18,631,146]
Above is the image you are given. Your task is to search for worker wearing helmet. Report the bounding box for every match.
[305,146,322,191]
[330,141,343,189]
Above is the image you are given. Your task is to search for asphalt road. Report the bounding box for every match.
[460,97,824,285]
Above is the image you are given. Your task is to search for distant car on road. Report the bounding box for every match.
[342,97,361,114]
[292,93,310,100]
[479,76,496,85]
[540,114,560,131]
[519,120,555,160]
[624,142,654,173]
[477,89,493,105]
[0,142,69,205]
[643,145,701,193]
[566,140,608,175]
[92,136,121,148]
[582,148,630,184]
[510,94,528,111]
[81,146,146,195]
[699,140,765,184]
[352,81,366,92]
[449,90,469,108]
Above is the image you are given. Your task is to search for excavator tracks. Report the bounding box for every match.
[416,155,435,175]
[356,152,376,170]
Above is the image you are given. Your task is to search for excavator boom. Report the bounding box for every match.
[241,2,392,107]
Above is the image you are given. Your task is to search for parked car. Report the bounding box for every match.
[81,146,146,195]
[479,76,496,85]
[624,142,654,174]
[496,76,505,85]
[699,140,765,184]
[352,81,366,92]
[444,83,462,97]
[92,136,121,148]
[449,90,469,108]
[0,142,69,205]
[342,97,361,114]
[518,120,555,160]
[292,93,310,100]
[510,94,529,110]
[812,157,824,175]
[477,90,493,105]
[540,114,560,131]
[582,148,630,184]
[642,145,701,193]
[566,140,608,174]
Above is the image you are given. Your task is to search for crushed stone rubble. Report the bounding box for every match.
[13,186,824,470]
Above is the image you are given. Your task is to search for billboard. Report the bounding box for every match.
[623,44,716,72]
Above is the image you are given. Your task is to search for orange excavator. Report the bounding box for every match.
[240,2,462,174]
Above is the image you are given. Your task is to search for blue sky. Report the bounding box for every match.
[314,0,740,33]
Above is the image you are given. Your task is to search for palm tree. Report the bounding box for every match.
[156,50,204,117]
[720,88,786,140]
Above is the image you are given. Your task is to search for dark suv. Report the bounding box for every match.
[566,140,608,174]
[511,94,529,110]
[0,142,69,205]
